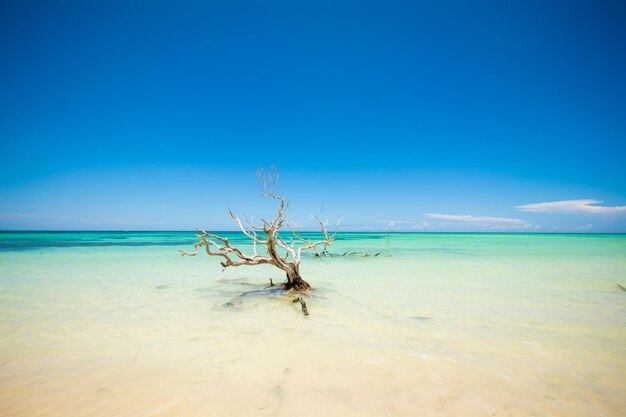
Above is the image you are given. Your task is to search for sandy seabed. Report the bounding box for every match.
[1,232,625,416]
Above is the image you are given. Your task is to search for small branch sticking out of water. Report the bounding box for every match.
[292,296,309,316]
[341,230,392,257]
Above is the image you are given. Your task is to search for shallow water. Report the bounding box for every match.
[1,232,625,416]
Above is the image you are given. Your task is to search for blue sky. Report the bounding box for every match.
[1,0,625,232]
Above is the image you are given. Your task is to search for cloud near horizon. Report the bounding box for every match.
[379,219,406,228]
[411,221,430,230]
[488,223,541,231]
[515,199,626,214]
[423,213,524,224]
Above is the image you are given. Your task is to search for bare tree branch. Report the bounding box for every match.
[228,208,267,244]
[257,165,279,197]
[180,167,393,317]
[181,166,340,293]
[179,228,275,269]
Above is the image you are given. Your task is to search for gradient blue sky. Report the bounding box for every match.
[1,0,625,232]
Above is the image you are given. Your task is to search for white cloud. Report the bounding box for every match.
[0,212,88,221]
[423,213,524,224]
[488,223,535,231]
[0,212,175,227]
[515,199,626,214]
[379,219,405,227]
[411,221,430,230]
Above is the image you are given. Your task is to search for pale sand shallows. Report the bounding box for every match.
[1,232,625,416]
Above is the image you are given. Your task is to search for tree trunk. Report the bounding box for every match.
[284,271,311,291]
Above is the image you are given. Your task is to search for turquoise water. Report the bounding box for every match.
[1,232,625,416]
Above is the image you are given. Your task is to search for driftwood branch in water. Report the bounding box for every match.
[292,296,309,316]
[180,166,342,314]
[342,230,392,257]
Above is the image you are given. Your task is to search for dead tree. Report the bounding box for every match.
[342,230,392,258]
[179,167,337,291]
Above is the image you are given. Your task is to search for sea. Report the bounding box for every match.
[1,231,625,416]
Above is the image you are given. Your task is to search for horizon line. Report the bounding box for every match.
[1,230,625,235]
